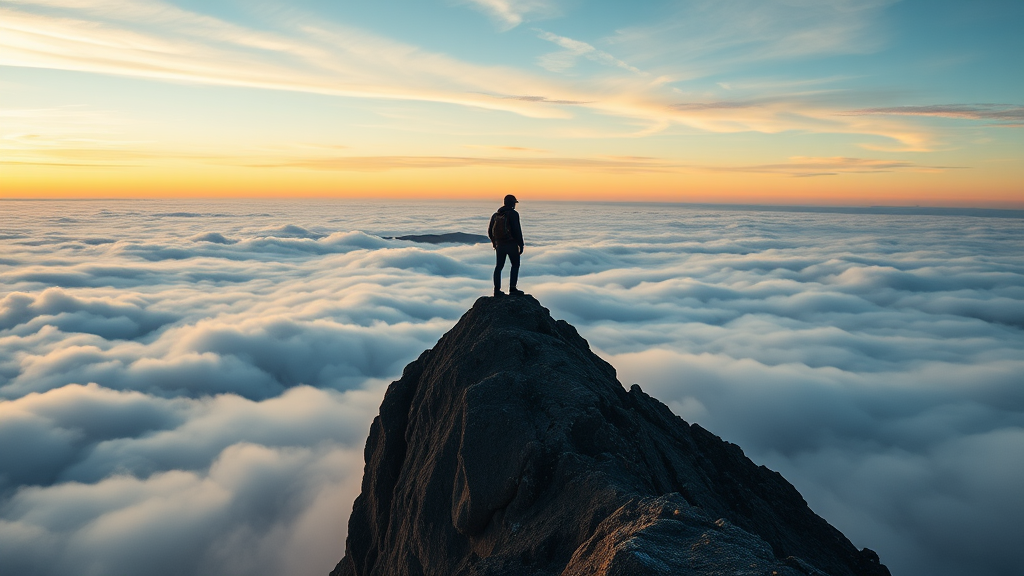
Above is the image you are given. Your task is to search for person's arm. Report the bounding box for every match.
[487,213,497,248]
[513,211,524,253]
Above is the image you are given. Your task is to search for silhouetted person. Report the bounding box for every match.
[488,194,524,296]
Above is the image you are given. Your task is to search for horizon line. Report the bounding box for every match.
[3,197,1022,217]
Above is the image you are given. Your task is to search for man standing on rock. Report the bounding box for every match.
[488,194,525,297]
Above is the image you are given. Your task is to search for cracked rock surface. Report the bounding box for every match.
[331,295,890,576]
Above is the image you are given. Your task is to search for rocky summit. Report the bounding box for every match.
[330,295,890,576]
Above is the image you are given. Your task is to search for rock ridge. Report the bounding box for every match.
[331,295,889,576]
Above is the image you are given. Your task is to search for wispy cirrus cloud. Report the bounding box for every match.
[842,104,1024,125]
[0,1,582,120]
[240,154,676,173]
[0,106,133,154]
[463,145,550,153]
[535,30,644,74]
[491,93,592,105]
[607,0,895,71]
[460,0,561,30]
[231,153,959,178]
[670,101,760,111]
[2,122,956,175]
[0,0,967,153]
[704,156,963,177]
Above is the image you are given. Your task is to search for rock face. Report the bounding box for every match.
[331,295,890,576]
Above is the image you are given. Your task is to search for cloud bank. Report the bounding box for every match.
[0,199,1021,576]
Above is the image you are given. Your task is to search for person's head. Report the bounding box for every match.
[504,194,518,208]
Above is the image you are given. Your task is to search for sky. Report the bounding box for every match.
[1,0,1022,205]
[0,200,1021,576]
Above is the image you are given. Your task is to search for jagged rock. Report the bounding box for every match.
[331,295,890,576]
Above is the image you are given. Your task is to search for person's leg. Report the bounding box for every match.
[508,249,521,290]
[493,246,507,292]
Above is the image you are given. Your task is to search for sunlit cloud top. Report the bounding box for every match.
[1,0,1021,205]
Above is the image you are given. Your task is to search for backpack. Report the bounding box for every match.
[491,211,512,242]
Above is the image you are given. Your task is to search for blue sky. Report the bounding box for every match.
[1,0,1022,203]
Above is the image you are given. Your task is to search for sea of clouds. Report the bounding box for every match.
[1,199,1021,576]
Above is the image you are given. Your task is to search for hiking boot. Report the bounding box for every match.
[493,289,506,297]
[509,288,525,296]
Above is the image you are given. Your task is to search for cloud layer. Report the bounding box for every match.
[1,199,1022,576]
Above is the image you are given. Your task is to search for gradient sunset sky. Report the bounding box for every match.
[2,0,1022,205]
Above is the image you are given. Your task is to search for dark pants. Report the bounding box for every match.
[494,243,520,290]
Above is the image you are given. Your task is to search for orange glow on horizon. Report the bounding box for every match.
[3,162,1022,208]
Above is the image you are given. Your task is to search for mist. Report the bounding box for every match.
[1,199,1021,576]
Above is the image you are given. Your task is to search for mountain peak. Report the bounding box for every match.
[331,296,889,576]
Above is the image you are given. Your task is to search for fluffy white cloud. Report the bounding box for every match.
[0,199,1021,576]
[0,442,364,576]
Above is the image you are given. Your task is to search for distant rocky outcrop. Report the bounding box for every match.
[390,233,489,244]
[331,295,890,576]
